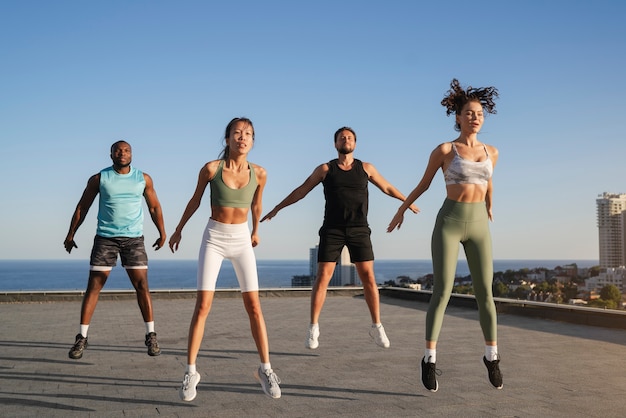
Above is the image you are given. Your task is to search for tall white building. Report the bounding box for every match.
[596,192,626,268]
[309,245,356,286]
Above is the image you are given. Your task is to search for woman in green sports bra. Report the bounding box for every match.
[169,117,281,401]
[388,79,503,392]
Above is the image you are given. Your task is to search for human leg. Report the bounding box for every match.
[79,270,110,326]
[420,200,463,390]
[353,261,390,348]
[120,236,160,355]
[242,291,269,362]
[354,261,381,324]
[310,262,337,324]
[78,235,118,329]
[179,290,214,401]
[69,270,109,359]
[187,290,215,365]
[181,220,225,401]
[231,238,281,399]
[426,200,463,345]
[126,268,153,322]
[462,208,502,389]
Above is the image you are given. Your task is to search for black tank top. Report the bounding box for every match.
[322,159,369,228]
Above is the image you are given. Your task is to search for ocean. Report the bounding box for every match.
[0,259,598,292]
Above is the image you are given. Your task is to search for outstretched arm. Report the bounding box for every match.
[143,173,167,250]
[363,162,420,214]
[387,145,446,232]
[261,163,327,222]
[64,174,100,253]
[168,163,212,252]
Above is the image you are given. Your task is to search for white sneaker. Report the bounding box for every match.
[305,324,320,349]
[369,324,390,348]
[254,366,282,399]
[179,371,201,401]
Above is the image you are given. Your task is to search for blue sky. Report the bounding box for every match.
[1,0,624,261]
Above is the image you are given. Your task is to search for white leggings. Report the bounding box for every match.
[197,218,259,292]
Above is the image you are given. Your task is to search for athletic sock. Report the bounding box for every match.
[425,348,436,363]
[485,345,498,362]
[261,362,272,372]
[186,364,197,375]
[79,324,89,338]
[145,321,155,334]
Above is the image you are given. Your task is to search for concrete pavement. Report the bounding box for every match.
[1,291,625,417]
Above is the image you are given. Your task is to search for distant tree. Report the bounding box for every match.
[494,282,508,297]
[588,298,618,309]
[512,284,530,300]
[452,284,474,295]
[588,265,601,277]
[502,269,517,282]
[561,281,579,303]
[600,285,622,306]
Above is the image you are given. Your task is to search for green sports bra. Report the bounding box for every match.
[210,160,258,208]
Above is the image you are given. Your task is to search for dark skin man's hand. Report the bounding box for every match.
[152,237,166,251]
[64,239,78,254]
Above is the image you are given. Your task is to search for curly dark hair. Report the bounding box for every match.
[441,79,499,131]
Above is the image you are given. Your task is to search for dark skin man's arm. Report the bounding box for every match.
[64,174,100,253]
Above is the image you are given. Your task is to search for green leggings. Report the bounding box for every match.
[426,198,497,342]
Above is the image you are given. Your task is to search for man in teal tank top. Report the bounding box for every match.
[63,141,166,360]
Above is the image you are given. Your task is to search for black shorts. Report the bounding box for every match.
[317,226,374,263]
[89,235,148,271]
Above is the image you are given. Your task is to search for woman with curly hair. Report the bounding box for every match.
[387,79,503,392]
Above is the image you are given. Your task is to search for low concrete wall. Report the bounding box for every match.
[380,286,626,330]
[4,286,624,331]
[0,287,364,303]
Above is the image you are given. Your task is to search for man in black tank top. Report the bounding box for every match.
[262,127,418,351]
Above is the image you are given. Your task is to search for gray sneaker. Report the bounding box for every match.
[68,333,88,359]
[179,371,201,401]
[254,366,281,399]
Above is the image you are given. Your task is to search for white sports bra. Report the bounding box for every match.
[443,142,493,186]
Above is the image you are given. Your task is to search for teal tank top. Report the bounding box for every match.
[210,160,258,208]
[97,166,145,237]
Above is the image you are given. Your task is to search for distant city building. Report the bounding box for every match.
[291,275,313,287]
[596,192,626,269]
[308,245,356,287]
[585,267,626,293]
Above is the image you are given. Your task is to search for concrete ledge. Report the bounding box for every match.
[0,286,365,303]
[380,286,626,330]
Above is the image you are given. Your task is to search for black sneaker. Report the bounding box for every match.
[145,332,161,356]
[420,356,440,392]
[68,333,88,359]
[483,356,503,389]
